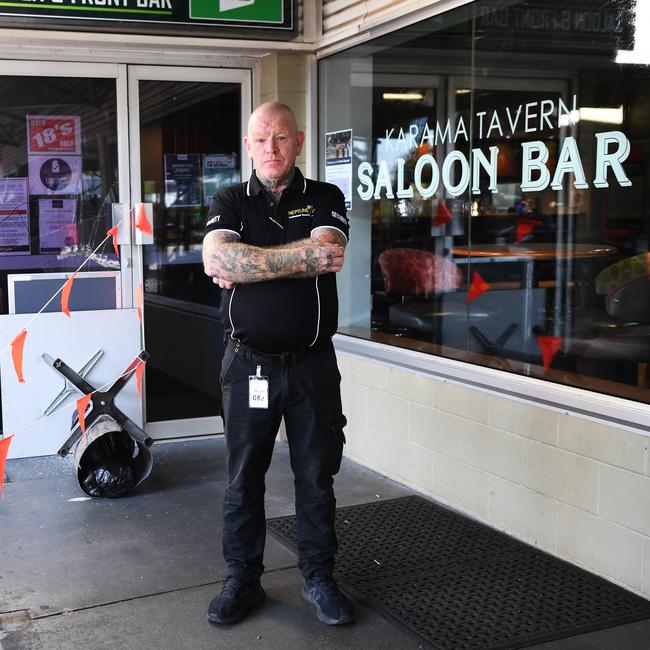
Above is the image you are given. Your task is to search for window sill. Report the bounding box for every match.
[333,330,650,435]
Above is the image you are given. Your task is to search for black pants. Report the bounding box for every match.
[220,338,346,583]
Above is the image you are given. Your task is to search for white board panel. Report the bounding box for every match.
[0,309,142,459]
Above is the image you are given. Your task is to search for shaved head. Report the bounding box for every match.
[247,101,299,137]
[244,101,304,184]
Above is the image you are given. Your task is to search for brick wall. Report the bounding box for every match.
[338,351,650,598]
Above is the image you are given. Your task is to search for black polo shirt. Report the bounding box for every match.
[204,168,349,353]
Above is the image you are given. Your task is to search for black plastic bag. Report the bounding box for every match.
[73,415,152,498]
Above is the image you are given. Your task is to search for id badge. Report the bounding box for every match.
[249,365,269,409]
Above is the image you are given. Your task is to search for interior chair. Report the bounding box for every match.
[378,248,464,342]
[562,274,650,386]
[378,248,462,297]
[594,253,649,295]
[559,253,647,334]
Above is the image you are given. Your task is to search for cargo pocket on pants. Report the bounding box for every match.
[328,415,347,475]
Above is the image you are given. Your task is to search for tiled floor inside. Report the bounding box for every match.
[2,438,649,649]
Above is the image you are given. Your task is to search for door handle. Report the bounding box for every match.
[111,203,132,246]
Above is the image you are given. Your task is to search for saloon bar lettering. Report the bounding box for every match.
[358,95,632,200]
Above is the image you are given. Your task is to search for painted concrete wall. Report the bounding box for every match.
[260,52,309,171]
[337,351,650,599]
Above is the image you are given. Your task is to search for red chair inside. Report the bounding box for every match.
[378,248,462,297]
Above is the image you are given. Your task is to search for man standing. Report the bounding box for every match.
[202,102,353,626]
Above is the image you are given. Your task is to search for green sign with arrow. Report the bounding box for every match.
[0,0,290,31]
[191,0,283,24]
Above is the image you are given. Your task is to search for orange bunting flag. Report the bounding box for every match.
[0,434,14,497]
[11,329,27,383]
[137,283,143,323]
[107,225,119,255]
[135,203,153,235]
[536,335,563,373]
[61,273,77,318]
[136,361,146,397]
[433,199,453,227]
[468,271,490,303]
[77,393,92,441]
[516,218,542,243]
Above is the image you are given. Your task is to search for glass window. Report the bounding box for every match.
[0,76,119,314]
[320,0,650,403]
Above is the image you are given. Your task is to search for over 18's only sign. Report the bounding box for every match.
[26,116,82,156]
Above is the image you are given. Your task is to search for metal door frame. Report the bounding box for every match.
[127,65,251,439]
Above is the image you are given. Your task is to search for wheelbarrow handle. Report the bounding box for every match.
[50,358,95,396]
[105,350,150,396]
[112,409,154,448]
[58,422,83,457]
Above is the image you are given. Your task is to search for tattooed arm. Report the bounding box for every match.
[202,229,345,288]
[285,227,347,279]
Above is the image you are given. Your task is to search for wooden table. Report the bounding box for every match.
[450,242,618,370]
[450,244,617,298]
[450,243,617,260]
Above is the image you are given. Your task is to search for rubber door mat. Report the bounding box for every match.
[267,495,650,650]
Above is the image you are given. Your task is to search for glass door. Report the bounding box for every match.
[0,61,138,458]
[127,66,251,439]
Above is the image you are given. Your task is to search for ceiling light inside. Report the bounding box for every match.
[383,92,424,101]
[578,106,624,124]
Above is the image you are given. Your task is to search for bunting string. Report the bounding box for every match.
[136,361,146,397]
[0,434,14,497]
[0,218,124,360]
[468,270,491,303]
[6,358,146,441]
[0,202,147,496]
[0,212,136,425]
[10,329,27,383]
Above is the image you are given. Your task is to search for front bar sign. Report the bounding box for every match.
[0,0,290,30]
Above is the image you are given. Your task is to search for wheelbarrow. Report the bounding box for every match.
[45,350,154,498]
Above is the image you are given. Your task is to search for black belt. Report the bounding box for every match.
[228,339,331,367]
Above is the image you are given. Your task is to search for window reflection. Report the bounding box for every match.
[0,76,119,315]
[139,80,240,307]
[320,0,650,403]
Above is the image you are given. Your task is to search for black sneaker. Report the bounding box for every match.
[302,575,354,625]
[207,577,265,625]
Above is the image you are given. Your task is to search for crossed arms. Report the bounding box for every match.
[202,227,346,289]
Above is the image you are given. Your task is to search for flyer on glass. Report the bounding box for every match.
[0,178,30,253]
[203,153,239,205]
[164,154,202,208]
[38,198,78,251]
[325,129,353,210]
[28,155,83,196]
